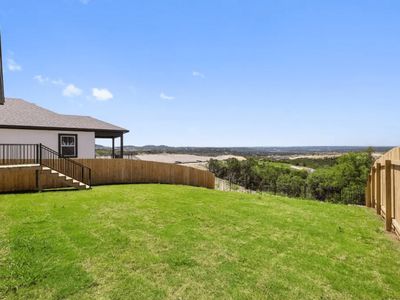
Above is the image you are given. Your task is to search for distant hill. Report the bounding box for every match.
[95,145,392,156]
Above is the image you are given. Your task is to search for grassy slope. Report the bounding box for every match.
[0,185,400,299]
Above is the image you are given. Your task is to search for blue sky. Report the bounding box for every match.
[1,0,399,146]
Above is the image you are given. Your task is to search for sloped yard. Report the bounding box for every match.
[0,185,399,299]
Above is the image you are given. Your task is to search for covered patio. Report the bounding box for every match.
[95,129,128,158]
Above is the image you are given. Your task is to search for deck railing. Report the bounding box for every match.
[40,144,91,186]
[0,143,91,186]
[0,144,39,165]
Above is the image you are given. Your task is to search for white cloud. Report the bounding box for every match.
[63,84,83,97]
[51,79,65,86]
[7,58,22,72]
[34,75,82,97]
[160,92,175,100]
[192,71,205,78]
[33,75,49,83]
[92,88,113,101]
[34,75,65,86]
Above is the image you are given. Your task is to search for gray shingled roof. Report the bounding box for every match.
[0,36,4,105]
[0,98,129,134]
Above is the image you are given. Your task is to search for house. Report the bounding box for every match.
[0,98,128,158]
[0,36,215,193]
[0,36,129,191]
[0,34,114,191]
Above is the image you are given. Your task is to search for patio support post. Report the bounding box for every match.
[112,137,115,159]
[120,134,124,159]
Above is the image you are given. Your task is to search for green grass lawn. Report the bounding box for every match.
[1,185,400,299]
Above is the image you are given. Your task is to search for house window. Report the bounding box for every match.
[59,134,78,157]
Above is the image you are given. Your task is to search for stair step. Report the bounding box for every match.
[40,166,90,191]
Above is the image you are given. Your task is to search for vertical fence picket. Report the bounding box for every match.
[366,174,371,207]
[385,160,392,231]
[376,163,382,215]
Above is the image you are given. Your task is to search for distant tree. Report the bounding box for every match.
[208,151,373,205]
[258,166,280,194]
[276,174,305,197]
[226,158,242,185]
[307,151,373,203]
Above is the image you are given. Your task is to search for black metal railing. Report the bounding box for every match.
[0,143,92,186]
[0,144,39,165]
[40,144,91,186]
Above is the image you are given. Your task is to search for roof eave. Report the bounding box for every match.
[0,124,130,134]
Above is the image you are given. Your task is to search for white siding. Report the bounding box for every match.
[0,129,95,158]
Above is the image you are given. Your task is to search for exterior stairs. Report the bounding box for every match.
[0,143,92,192]
[41,166,90,190]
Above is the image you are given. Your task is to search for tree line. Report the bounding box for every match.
[267,156,338,169]
[208,150,373,205]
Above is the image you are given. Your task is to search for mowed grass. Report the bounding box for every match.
[1,185,400,299]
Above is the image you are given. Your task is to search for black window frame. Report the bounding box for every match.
[58,134,78,158]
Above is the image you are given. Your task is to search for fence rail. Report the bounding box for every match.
[366,147,400,236]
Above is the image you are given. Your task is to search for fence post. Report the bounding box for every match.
[35,169,42,192]
[376,163,381,215]
[366,174,371,207]
[385,160,392,231]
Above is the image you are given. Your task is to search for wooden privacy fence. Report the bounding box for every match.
[366,147,400,236]
[0,159,215,193]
